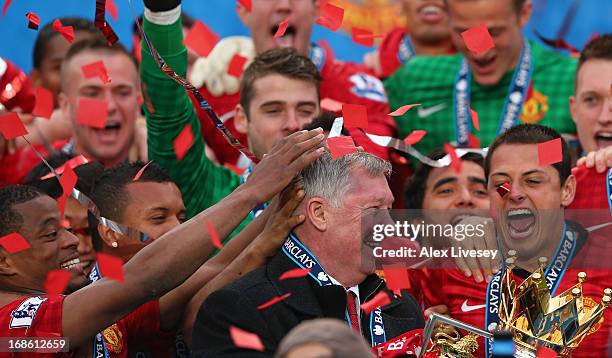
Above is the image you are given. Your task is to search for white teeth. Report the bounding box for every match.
[596,132,612,139]
[421,5,442,14]
[507,209,532,217]
[60,258,81,269]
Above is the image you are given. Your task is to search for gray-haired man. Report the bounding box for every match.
[192,152,425,357]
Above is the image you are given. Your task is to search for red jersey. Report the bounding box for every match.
[0,58,35,113]
[418,223,611,357]
[0,141,67,187]
[194,42,398,165]
[0,295,161,357]
[569,165,608,210]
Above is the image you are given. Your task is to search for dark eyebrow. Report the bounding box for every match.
[36,217,58,234]
[522,169,548,176]
[259,101,284,108]
[432,177,457,190]
[468,176,487,186]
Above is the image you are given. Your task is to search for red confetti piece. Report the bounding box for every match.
[52,19,74,43]
[97,253,125,283]
[403,130,427,146]
[25,12,40,30]
[229,326,264,352]
[81,60,111,84]
[273,19,290,39]
[351,27,379,47]
[461,23,494,56]
[320,97,343,112]
[444,142,462,174]
[0,112,27,139]
[361,291,390,314]
[388,104,421,117]
[133,160,153,181]
[106,0,118,21]
[536,344,558,358]
[328,136,357,159]
[256,293,291,310]
[315,3,344,32]
[382,268,410,291]
[537,138,562,166]
[184,20,220,57]
[279,267,311,281]
[0,233,31,254]
[496,182,511,198]
[173,124,194,161]
[238,0,252,12]
[76,98,108,129]
[2,0,10,16]
[96,22,118,46]
[468,103,479,131]
[204,220,223,249]
[58,166,78,217]
[467,133,480,148]
[227,54,248,78]
[44,270,71,295]
[40,155,90,180]
[342,103,368,129]
[32,87,54,119]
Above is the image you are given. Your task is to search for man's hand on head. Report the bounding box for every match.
[245,129,325,205]
[577,146,612,173]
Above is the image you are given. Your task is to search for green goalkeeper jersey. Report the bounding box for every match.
[384,41,577,158]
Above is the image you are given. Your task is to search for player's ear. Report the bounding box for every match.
[0,250,18,277]
[98,224,124,249]
[235,104,249,134]
[306,197,327,231]
[561,174,576,207]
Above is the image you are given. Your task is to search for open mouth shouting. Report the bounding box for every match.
[506,208,536,239]
[92,121,122,144]
[270,22,296,48]
[417,3,446,24]
[60,256,84,276]
[595,131,612,150]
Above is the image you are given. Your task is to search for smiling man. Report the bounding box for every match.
[58,35,141,168]
[384,0,577,160]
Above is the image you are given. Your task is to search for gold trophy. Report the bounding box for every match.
[419,251,611,358]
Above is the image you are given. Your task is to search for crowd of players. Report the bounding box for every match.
[0,0,611,357]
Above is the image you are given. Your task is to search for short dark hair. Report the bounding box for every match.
[33,17,97,70]
[24,153,104,199]
[0,185,46,237]
[576,34,612,89]
[303,112,349,135]
[239,48,321,117]
[404,149,485,209]
[484,124,571,186]
[88,162,174,250]
[444,0,526,14]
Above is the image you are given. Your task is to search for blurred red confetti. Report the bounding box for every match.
[461,23,494,56]
[173,124,194,160]
[229,326,265,352]
[467,133,481,148]
[382,267,410,291]
[351,27,381,47]
[44,270,71,295]
[81,60,111,84]
[204,221,223,249]
[184,21,220,57]
[328,136,358,159]
[227,54,248,78]
[26,12,40,30]
[106,0,118,21]
[273,19,290,38]
[0,112,27,139]
[2,0,10,16]
[58,166,78,217]
[315,3,344,32]
[342,103,368,129]
[444,142,462,173]
[361,291,390,314]
[133,161,153,181]
[279,267,311,281]
[538,138,562,166]
[468,103,480,131]
[496,182,511,198]
[52,19,74,43]
[32,87,54,119]
[0,233,31,254]
[388,104,420,117]
[256,293,291,310]
[76,98,108,129]
[238,0,252,12]
[320,98,343,112]
[403,130,427,146]
[97,253,125,283]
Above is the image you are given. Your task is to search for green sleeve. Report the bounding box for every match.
[140,17,251,233]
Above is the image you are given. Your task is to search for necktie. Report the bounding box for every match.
[346,290,360,334]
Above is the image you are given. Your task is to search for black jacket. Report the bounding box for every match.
[191,251,425,357]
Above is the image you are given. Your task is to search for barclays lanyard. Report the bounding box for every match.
[281,233,387,347]
[454,43,533,146]
[606,168,612,217]
[484,223,577,356]
[88,264,110,358]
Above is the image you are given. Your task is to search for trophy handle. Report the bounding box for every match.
[418,313,493,358]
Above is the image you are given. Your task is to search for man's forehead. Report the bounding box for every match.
[14,196,59,226]
[576,59,612,92]
[125,181,184,208]
[251,75,318,103]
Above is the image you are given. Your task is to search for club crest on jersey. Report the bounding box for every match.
[349,73,388,103]
[520,89,548,124]
[103,322,123,353]
[10,296,46,329]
